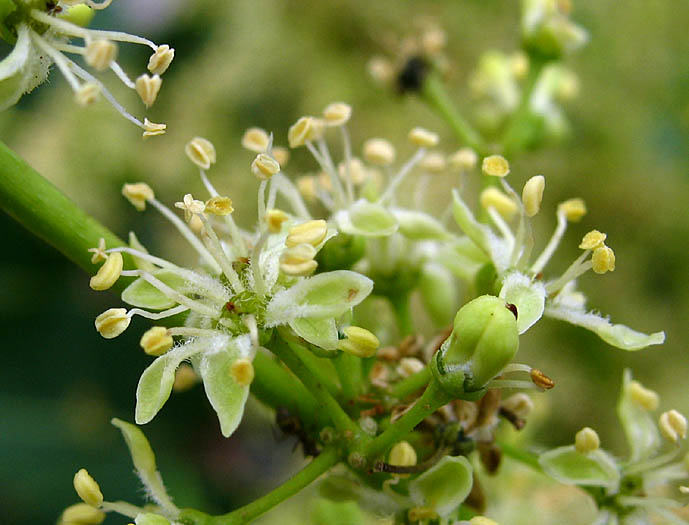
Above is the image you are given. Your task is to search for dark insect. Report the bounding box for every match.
[397,56,429,93]
[274,407,320,457]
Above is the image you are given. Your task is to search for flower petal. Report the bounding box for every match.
[545,304,665,351]
[499,271,546,334]
[408,455,473,517]
[289,316,339,351]
[392,208,449,240]
[539,445,620,490]
[334,199,398,237]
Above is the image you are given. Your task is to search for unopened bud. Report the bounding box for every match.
[230,358,255,386]
[574,427,600,453]
[558,198,587,222]
[122,182,154,211]
[185,137,216,170]
[592,245,615,274]
[660,410,687,444]
[95,308,130,339]
[323,102,352,126]
[148,44,174,75]
[89,252,123,291]
[482,155,510,177]
[135,74,162,108]
[338,326,380,358]
[286,219,327,247]
[389,441,417,468]
[408,127,439,148]
[251,153,280,180]
[241,127,270,152]
[73,468,103,507]
[522,175,545,217]
[139,326,173,356]
[363,138,395,166]
[205,196,234,216]
[85,40,117,71]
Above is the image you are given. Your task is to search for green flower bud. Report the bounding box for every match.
[433,295,519,392]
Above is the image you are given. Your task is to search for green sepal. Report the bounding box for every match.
[121,270,188,310]
[289,316,339,351]
[617,369,660,463]
[538,445,620,490]
[392,209,450,240]
[408,455,473,517]
[419,262,458,326]
[198,335,252,437]
[334,199,398,237]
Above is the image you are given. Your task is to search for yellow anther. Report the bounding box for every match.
[469,517,499,525]
[272,146,290,167]
[420,26,447,56]
[88,238,108,264]
[175,194,206,222]
[574,427,600,453]
[522,175,545,217]
[280,244,318,276]
[510,50,529,80]
[627,380,659,411]
[173,363,198,392]
[266,208,289,233]
[389,441,417,468]
[95,308,130,339]
[337,326,380,358]
[286,219,328,247]
[448,148,478,172]
[73,468,103,507]
[338,158,368,185]
[60,503,105,525]
[288,116,325,148]
[296,176,317,201]
[660,410,688,444]
[408,127,439,148]
[89,252,123,291]
[241,127,270,153]
[185,137,217,170]
[363,138,395,166]
[139,326,173,356]
[531,368,555,389]
[230,358,255,386]
[579,230,607,250]
[251,153,281,180]
[558,198,587,222]
[122,182,154,211]
[75,83,100,106]
[280,259,318,277]
[367,56,395,85]
[323,102,352,126]
[480,187,518,220]
[397,357,425,378]
[482,155,510,177]
[147,44,175,75]
[592,245,615,274]
[135,74,162,108]
[419,152,446,173]
[501,393,534,419]
[84,39,117,71]
[205,196,234,216]
[142,119,166,139]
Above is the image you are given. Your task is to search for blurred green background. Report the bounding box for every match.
[1,1,688,523]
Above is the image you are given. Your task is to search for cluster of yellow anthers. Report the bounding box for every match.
[19,2,173,136]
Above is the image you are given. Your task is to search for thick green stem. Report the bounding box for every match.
[285,339,340,399]
[334,352,362,404]
[420,73,486,154]
[272,331,359,436]
[500,55,548,156]
[179,447,341,525]
[388,366,431,401]
[364,379,450,461]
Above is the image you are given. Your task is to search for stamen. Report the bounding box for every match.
[167,327,220,338]
[531,210,567,275]
[545,250,592,295]
[198,215,244,292]
[378,147,427,204]
[340,126,355,204]
[126,305,188,321]
[110,61,136,89]
[272,174,311,219]
[625,449,682,476]
[487,207,515,252]
[100,501,143,519]
[484,379,542,391]
[501,363,533,374]
[251,231,270,295]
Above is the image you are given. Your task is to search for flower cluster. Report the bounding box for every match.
[0,0,173,136]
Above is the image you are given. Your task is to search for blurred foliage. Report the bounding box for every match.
[1,0,688,523]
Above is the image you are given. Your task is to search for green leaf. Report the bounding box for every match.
[545,304,665,351]
[267,270,373,324]
[289,316,338,351]
[121,270,188,310]
[617,369,660,463]
[135,342,203,425]
[539,445,620,489]
[199,335,252,437]
[408,455,473,517]
[392,209,449,240]
[499,271,545,334]
[334,199,398,237]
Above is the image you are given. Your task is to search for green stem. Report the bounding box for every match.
[272,331,359,436]
[500,55,548,156]
[179,447,341,525]
[0,139,131,284]
[420,72,486,154]
[364,379,450,461]
[388,366,431,400]
[334,352,362,404]
[389,293,414,337]
[285,339,341,399]
[497,439,543,474]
